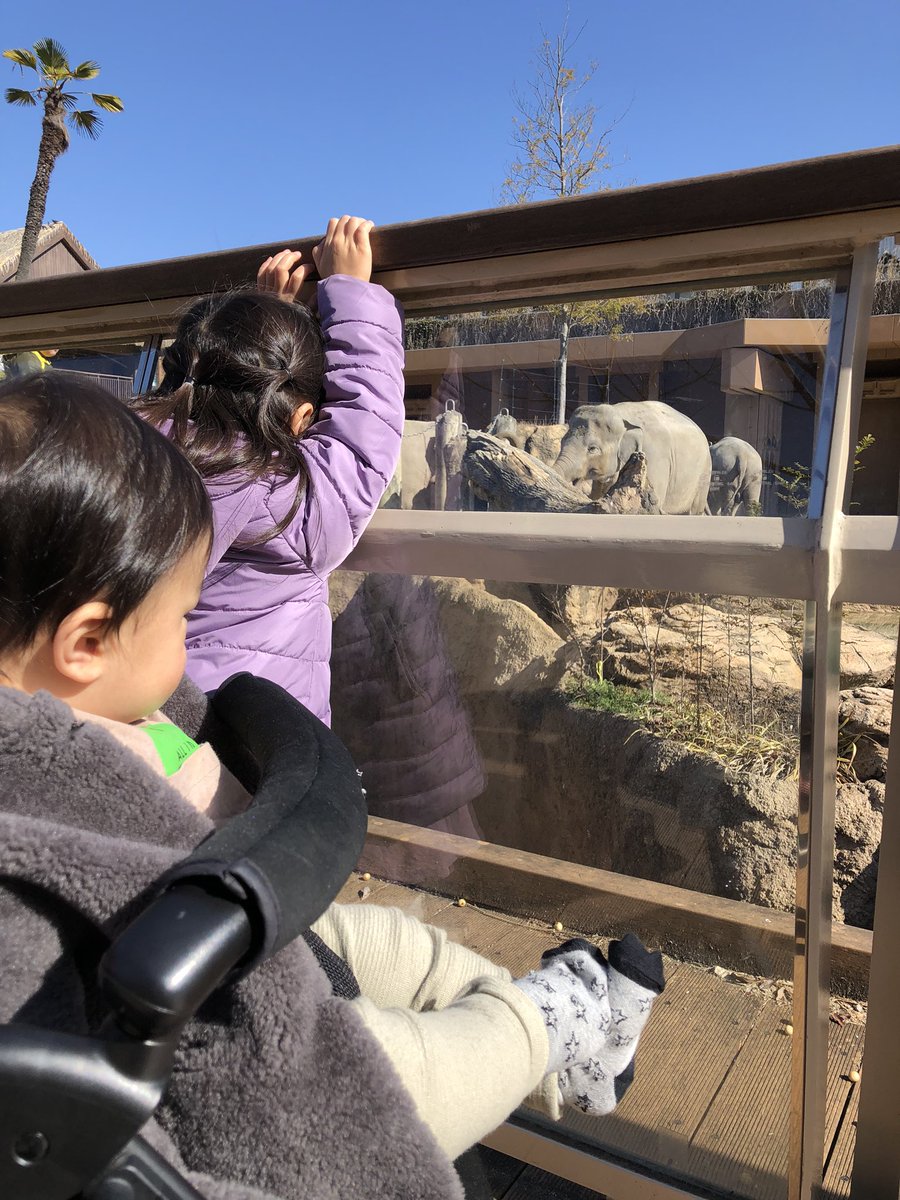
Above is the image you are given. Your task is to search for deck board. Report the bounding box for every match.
[823,1026,865,1200]
[340,880,862,1199]
[561,961,765,1188]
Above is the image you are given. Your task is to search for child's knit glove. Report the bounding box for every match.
[514,934,665,1116]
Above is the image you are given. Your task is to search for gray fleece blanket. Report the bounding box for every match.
[0,681,463,1200]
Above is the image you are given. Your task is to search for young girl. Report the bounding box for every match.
[138,215,404,725]
[0,373,664,1198]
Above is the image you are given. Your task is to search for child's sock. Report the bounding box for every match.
[515,934,665,1117]
[515,938,613,1073]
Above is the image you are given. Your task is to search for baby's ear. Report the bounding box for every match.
[290,401,316,436]
[52,601,114,685]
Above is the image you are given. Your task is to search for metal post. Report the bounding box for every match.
[132,334,162,397]
[791,244,878,1200]
[850,651,900,1197]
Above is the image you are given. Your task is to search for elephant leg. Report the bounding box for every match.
[690,481,710,515]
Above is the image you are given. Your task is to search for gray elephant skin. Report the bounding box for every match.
[553,401,712,515]
[707,436,763,515]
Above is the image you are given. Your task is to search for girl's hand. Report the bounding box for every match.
[257,249,315,304]
[312,216,374,282]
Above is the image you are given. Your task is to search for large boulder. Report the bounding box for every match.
[840,628,896,688]
[834,777,884,927]
[840,686,892,782]
[430,577,567,694]
[594,601,802,696]
[588,602,896,705]
[522,423,567,465]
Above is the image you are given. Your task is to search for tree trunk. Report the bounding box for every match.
[462,432,659,514]
[15,91,69,282]
[554,307,571,425]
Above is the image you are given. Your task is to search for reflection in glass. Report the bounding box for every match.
[847,239,900,515]
[819,609,896,1195]
[0,340,141,399]
[398,279,834,518]
[335,569,821,1195]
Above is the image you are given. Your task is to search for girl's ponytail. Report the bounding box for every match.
[137,289,326,543]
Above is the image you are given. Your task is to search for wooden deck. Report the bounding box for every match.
[334,876,864,1200]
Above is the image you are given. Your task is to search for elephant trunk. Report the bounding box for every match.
[553,444,584,485]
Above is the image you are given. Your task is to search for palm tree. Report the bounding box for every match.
[3,38,123,281]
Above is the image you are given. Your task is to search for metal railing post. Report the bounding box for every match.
[791,243,878,1200]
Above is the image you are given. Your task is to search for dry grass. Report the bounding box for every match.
[567,671,800,780]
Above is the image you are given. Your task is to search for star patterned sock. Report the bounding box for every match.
[515,934,665,1117]
[514,938,612,1075]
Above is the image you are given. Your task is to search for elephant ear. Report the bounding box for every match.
[622,419,641,431]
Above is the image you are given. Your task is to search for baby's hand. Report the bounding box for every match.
[257,249,315,304]
[312,215,374,282]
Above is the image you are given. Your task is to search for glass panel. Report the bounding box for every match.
[333,569,806,1198]
[823,607,897,1198]
[847,238,900,515]
[0,338,143,400]
[401,277,834,518]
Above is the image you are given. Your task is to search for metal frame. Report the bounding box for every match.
[2,153,899,1200]
[850,628,900,1199]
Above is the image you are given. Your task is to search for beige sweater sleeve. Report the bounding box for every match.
[312,903,560,1160]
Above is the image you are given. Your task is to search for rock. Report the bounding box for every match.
[430,576,567,694]
[840,687,892,782]
[592,601,803,696]
[840,687,892,739]
[537,585,618,639]
[328,569,366,619]
[851,740,889,782]
[523,424,567,465]
[834,777,884,927]
[840,625,896,688]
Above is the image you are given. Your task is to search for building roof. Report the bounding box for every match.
[0,222,99,282]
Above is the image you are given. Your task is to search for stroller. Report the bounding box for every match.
[0,674,370,1200]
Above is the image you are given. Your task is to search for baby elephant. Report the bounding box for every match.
[706,437,763,515]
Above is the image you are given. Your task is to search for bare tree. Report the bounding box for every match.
[502,16,620,423]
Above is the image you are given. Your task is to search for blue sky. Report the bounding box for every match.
[1,0,898,268]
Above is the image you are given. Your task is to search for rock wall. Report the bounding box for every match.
[330,572,894,928]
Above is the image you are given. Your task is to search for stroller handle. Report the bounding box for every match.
[101,673,367,1036]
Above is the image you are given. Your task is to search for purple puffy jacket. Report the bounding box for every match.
[174,275,405,725]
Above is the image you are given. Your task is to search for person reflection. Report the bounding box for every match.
[331,572,484,838]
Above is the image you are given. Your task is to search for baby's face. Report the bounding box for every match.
[99,544,207,723]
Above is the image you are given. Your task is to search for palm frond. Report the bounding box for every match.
[90,92,123,113]
[70,108,102,140]
[2,47,37,72]
[59,91,80,111]
[4,86,37,107]
[33,37,69,76]
[72,60,100,79]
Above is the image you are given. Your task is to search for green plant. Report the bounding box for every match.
[774,434,875,513]
[566,672,654,718]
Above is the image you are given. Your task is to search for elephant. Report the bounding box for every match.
[485,409,523,447]
[707,437,763,515]
[553,401,713,515]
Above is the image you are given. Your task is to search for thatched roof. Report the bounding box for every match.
[0,222,99,281]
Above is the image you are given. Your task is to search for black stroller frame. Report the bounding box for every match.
[0,675,369,1200]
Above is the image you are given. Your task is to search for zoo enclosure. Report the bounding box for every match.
[2,145,900,1200]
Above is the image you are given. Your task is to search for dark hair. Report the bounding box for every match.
[0,372,213,657]
[137,289,325,541]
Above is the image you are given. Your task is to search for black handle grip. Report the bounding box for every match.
[161,674,368,970]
